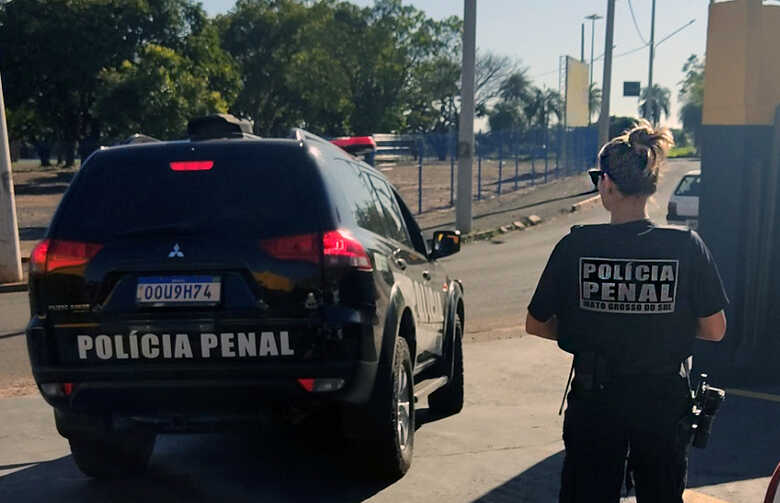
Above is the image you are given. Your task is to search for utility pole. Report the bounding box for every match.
[597,0,616,148]
[0,73,22,283]
[581,23,585,62]
[456,0,476,233]
[648,0,657,92]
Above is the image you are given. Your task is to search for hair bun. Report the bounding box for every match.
[627,119,673,159]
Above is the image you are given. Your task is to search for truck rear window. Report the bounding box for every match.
[53,151,322,242]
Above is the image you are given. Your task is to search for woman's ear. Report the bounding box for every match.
[602,173,615,194]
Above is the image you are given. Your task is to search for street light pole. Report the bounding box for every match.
[581,23,585,62]
[597,0,615,148]
[456,0,476,233]
[648,0,656,91]
[585,14,602,90]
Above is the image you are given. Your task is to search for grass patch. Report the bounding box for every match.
[668,146,698,158]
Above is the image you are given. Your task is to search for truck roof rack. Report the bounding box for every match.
[188,114,256,141]
[120,134,161,145]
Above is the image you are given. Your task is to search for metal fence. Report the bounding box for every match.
[376,126,599,214]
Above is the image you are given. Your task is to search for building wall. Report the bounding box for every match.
[699,0,780,382]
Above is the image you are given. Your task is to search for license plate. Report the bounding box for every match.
[136,276,221,305]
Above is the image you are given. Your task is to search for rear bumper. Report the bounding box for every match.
[26,312,383,422]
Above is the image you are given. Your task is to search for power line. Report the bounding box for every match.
[627,0,648,45]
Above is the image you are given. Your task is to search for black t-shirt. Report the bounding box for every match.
[528,219,728,374]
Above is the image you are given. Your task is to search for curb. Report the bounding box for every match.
[462,214,543,244]
[570,194,601,212]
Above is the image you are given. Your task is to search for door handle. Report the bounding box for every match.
[395,258,407,270]
[422,270,431,281]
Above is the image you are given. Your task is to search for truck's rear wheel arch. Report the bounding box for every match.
[397,307,416,366]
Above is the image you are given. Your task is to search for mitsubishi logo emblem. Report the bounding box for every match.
[168,243,184,258]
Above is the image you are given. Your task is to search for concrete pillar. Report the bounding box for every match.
[0,73,22,284]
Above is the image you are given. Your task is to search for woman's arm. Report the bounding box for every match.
[525,312,558,340]
[696,310,726,341]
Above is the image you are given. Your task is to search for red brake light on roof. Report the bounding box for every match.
[31,239,104,274]
[260,233,320,263]
[323,230,373,271]
[169,161,214,171]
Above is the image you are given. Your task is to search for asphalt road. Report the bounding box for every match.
[0,159,775,502]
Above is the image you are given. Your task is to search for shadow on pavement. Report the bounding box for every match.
[474,451,564,502]
[25,171,76,185]
[687,393,779,490]
[18,227,47,241]
[13,183,70,196]
[474,394,778,502]
[0,407,447,503]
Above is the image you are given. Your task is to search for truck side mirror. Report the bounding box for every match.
[430,230,461,259]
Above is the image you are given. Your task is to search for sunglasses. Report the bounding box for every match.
[588,168,605,187]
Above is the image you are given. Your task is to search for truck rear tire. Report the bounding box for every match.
[368,336,414,480]
[69,432,156,478]
[428,317,464,415]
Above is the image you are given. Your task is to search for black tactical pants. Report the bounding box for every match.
[559,376,693,503]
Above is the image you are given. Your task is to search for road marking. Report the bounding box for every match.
[683,489,731,503]
[725,388,780,403]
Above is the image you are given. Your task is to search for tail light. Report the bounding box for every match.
[668,201,678,217]
[30,239,104,274]
[260,233,320,263]
[259,230,372,271]
[323,230,372,271]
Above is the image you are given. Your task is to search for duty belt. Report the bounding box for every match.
[572,352,684,392]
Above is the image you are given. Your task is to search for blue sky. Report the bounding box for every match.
[201,0,709,129]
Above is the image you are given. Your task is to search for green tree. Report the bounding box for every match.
[95,44,229,140]
[0,0,216,165]
[488,102,525,132]
[475,52,527,117]
[639,84,671,126]
[678,54,704,152]
[588,83,602,125]
[524,87,563,129]
[218,0,313,136]
[498,71,532,105]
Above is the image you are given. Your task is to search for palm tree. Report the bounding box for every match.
[588,83,601,125]
[639,84,671,126]
[524,87,563,129]
[499,71,532,104]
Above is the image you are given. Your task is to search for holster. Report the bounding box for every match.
[572,352,610,392]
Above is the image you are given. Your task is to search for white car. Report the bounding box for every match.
[667,170,700,229]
